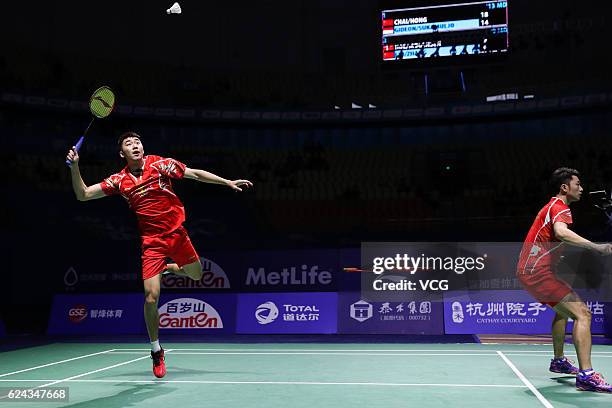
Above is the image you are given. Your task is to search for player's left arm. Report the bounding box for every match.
[183,167,253,192]
[553,221,612,255]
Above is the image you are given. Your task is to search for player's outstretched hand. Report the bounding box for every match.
[227,179,253,192]
[595,243,612,256]
[66,146,80,166]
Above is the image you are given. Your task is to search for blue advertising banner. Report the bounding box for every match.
[47,294,145,335]
[61,248,358,294]
[62,250,238,293]
[444,291,607,334]
[236,292,337,334]
[238,250,340,292]
[338,293,444,334]
[157,293,237,334]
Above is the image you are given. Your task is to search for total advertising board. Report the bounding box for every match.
[236,292,337,334]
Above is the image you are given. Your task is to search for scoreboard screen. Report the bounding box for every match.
[381,1,509,63]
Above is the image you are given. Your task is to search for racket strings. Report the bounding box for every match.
[90,87,115,118]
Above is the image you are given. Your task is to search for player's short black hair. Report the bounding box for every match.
[550,167,580,192]
[117,131,141,148]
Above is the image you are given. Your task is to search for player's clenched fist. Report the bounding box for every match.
[595,243,612,256]
[66,146,80,166]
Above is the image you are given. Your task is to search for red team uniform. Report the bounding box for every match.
[517,197,574,306]
[99,155,199,279]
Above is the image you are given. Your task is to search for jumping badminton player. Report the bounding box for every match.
[66,131,252,378]
[517,167,612,393]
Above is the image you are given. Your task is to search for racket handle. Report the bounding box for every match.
[65,136,85,166]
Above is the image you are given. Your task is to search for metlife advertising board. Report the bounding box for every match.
[338,293,444,334]
[157,293,236,334]
[444,290,608,334]
[239,249,339,292]
[47,294,145,334]
[236,293,337,334]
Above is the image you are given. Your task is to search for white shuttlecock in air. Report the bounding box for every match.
[167,2,182,14]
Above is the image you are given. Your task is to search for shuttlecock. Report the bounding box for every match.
[167,2,182,14]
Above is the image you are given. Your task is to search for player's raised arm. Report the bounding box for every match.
[553,221,612,255]
[66,146,106,201]
[183,167,253,192]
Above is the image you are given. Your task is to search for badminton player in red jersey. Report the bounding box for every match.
[517,168,612,393]
[66,131,252,378]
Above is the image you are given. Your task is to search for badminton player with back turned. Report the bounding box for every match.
[517,167,612,393]
[66,131,252,378]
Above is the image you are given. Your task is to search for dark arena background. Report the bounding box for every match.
[1,0,612,406]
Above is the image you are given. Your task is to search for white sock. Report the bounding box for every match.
[151,340,161,353]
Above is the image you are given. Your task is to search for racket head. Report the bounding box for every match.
[89,86,115,119]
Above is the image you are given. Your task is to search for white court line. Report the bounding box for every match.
[108,351,499,356]
[503,351,611,354]
[33,349,173,390]
[497,351,554,408]
[0,349,115,378]
[111,348,495,352]
[504,353,612,358]
[111,348,599,353]
[0,379,528,388]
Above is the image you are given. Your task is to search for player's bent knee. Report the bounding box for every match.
[184,260,203,280]
[578,307,592,322]
[144,291,160,305]
[572,305,592,322]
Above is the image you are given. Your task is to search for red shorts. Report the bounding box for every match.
[517,268,573,307]
[141,226,199,280]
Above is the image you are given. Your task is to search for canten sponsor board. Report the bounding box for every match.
[161,257,231,289]
[444,290,608,334]
[47,294,145,334]
[338,292,444,334]
[236,292,337,334]
[157,294,236,334]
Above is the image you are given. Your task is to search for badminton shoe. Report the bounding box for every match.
[549,357,579,375]
[576,371,612,393]
[151,348,166,378]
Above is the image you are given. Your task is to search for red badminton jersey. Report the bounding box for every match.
[517,197,573,275]
[99,155,187,238]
